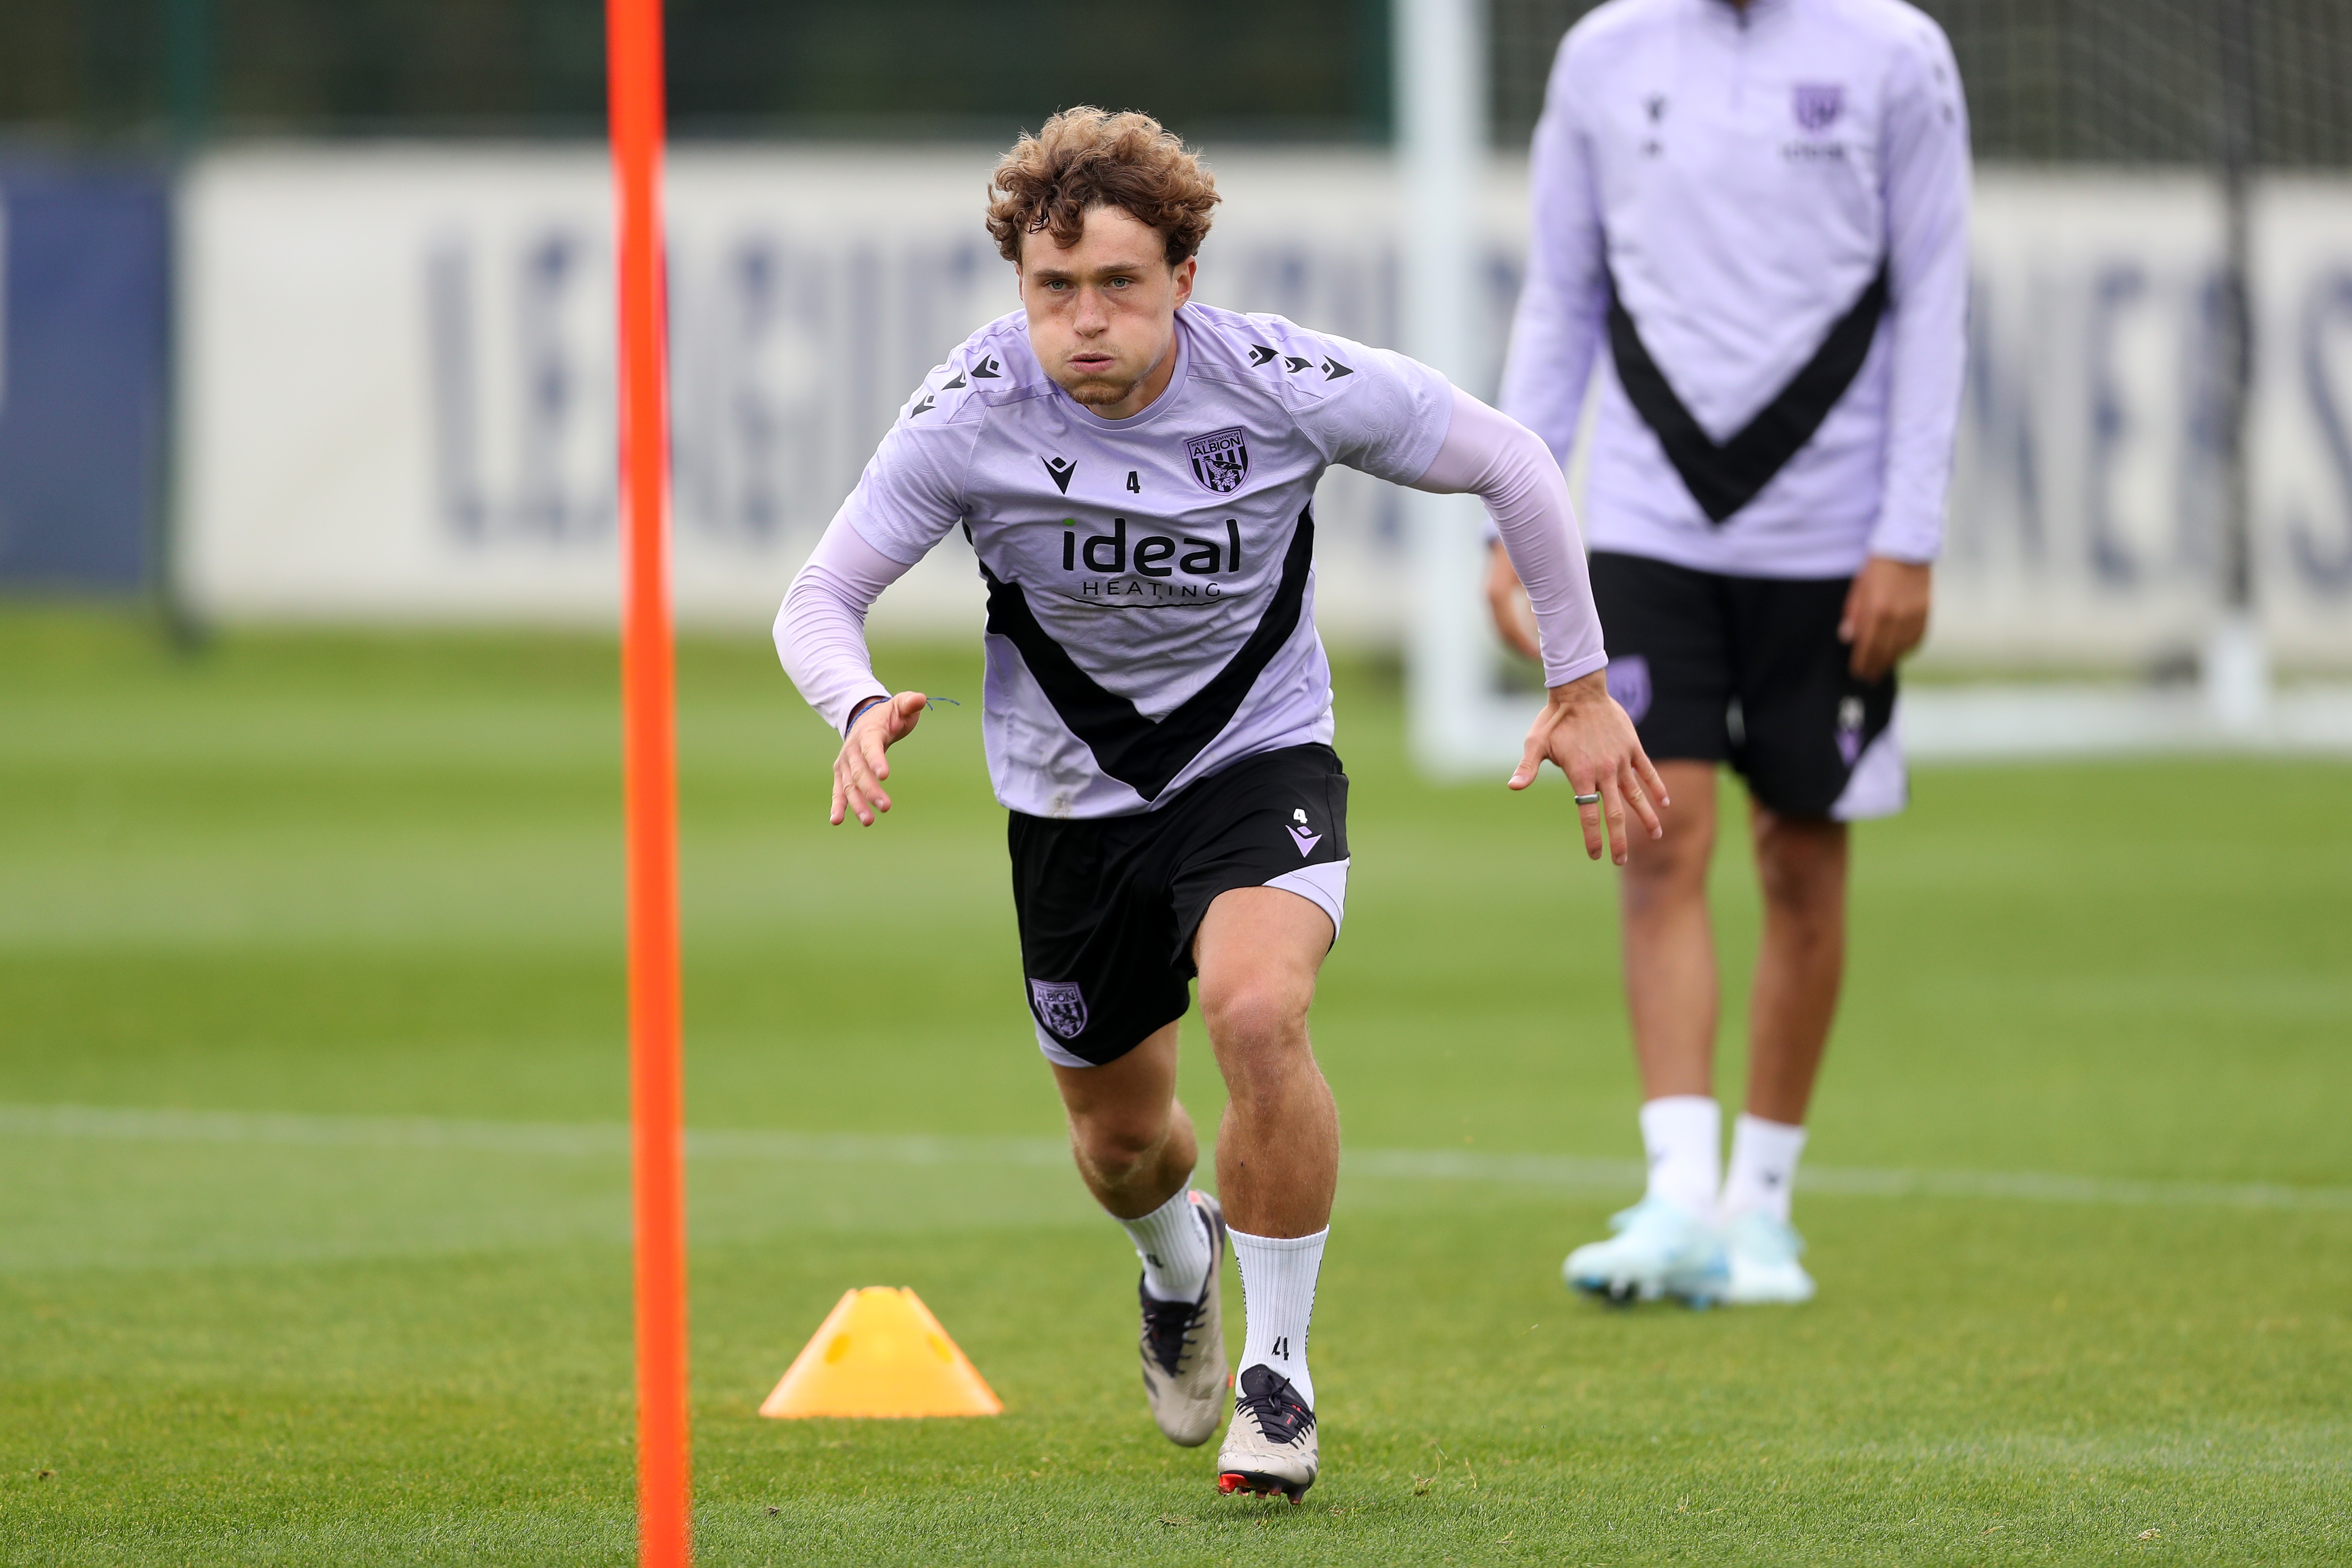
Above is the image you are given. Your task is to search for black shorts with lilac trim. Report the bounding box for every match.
[1007,742,1350,1069]
[1589,550,1905,821]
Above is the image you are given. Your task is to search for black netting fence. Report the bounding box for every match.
[1496,0,2352,166]
[6,0,2351,166]
[0,0,1390,144]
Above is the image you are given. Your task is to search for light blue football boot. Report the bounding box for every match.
[1720,1210,1816,1304]
[1563,1197,1728,1307]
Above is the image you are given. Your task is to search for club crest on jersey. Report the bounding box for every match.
[1792,84,1843,132]
[1029,980,1088,1041]
[1186,428,1250,494]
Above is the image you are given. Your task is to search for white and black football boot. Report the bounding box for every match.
[1139,1190,1230,1446]
[1214,1363,1318,1502]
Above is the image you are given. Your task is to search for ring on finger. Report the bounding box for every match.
[1573,790,1603,806]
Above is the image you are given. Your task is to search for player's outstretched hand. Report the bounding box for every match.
[1483,541,1542,663]
[1839,556,1932,680]
[832,691,929,827]
[1510,670,1669,866]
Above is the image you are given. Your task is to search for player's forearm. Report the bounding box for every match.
[1497,287,1604,470]
[1871,36,1972,566]
[774,515,912,733]
[1872,265,1967,564]
[1415,388,1608,689]
[1498,111,1606,466]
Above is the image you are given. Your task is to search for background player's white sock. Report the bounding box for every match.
[1721,1113,1807,1225]
[1639,1095,1722,1224]
[1229,1225,1326,1408]
[1120,1185,1214,1303]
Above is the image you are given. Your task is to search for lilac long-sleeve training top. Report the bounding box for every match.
[777,304,1606,819]
[1499,0,1971,578]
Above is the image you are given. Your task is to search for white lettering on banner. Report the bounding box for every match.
[180,152,2352,667]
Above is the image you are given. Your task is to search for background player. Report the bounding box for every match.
[1489,0,1970,1305]
[778,108,1664,1499]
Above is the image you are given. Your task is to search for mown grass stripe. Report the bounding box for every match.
[6,1102,2346,1213]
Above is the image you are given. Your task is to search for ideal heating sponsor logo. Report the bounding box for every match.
[1056,517,1243,603]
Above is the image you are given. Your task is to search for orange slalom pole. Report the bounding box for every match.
[605,0,691,1562]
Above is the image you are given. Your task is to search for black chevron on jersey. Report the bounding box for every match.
[980,509,1316,802]
[1607,263,1888,524]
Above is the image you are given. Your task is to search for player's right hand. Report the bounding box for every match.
[1511,670,1669,867]
[832,691,929,827]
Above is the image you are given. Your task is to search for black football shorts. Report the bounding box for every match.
[1007,742,1350,1068]
[1589,550,1905,821]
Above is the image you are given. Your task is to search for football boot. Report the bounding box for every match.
[1215,1363,1318,1502]
[1138,1191,1229,1446]
[1720,1209,1817,1305]
[1563,1196,1728,1307]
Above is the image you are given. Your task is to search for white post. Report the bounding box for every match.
[1396,0,1494,777]
[2204,610,2272,735]
[2206,1,2270,739]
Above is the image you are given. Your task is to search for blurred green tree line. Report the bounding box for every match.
[0,0,1390,144]
[5,0,2347,164]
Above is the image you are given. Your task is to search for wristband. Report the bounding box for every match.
[846,695,888,733]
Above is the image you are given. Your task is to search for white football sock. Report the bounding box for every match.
[1229,1225,1326,1409]
[1639,1095,1722,1224]
[1119,1185,1214,1303]
[1722,1113,1807,1225]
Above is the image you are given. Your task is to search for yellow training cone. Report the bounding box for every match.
[759,1287,1003,1419]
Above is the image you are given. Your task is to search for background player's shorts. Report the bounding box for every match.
[1007,743,1350,1069]
[1589,551,1906,821]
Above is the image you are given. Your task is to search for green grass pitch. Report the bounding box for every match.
[1,607,2347,1564]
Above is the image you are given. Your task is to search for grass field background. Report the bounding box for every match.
[2,607,2347,1564]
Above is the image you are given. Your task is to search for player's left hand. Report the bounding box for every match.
[1839,556,1933,680]
[1511,670,1670,866]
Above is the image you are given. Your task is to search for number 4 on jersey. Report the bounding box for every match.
[1127,471,1141,493]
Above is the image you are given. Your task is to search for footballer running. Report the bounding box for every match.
[777,107,1663,1500]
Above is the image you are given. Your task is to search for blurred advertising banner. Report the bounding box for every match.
[0,158,170,591]
[180,149,2352,667]
[1947,174,2352,670]
[179,146,1500,639]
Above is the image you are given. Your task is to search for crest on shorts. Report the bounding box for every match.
[1029,979,1089,1041]
[1792,84,1843,132]
[1606,654,1653,726]
[1836,694,1866,766]
[1186,428,1250,494]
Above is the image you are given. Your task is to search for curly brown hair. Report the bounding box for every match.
[986,107,1220,267]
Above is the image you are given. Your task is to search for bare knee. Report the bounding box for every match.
[1201,977,1314,1116]
[1068,1102,1171,1187]
[1203,971,1309,1051]
[1753,813,1847,920]
[1622,813,1714,918]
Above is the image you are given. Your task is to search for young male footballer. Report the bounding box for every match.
[776,107,1663,1501]
[1489,0,1970,1306]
